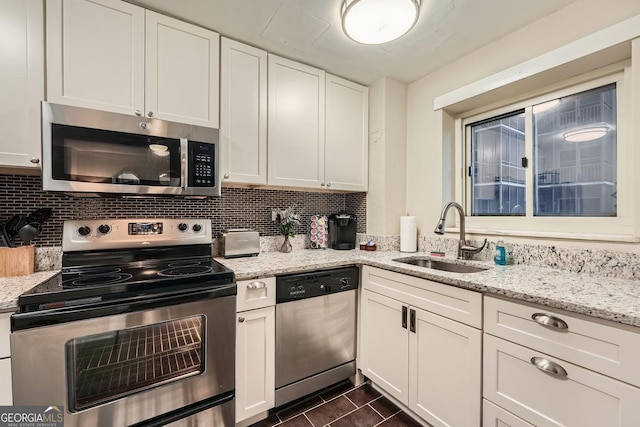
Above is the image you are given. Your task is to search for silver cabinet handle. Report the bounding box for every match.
[532,313,568,330]
[140,122,148,130]
[238,317,245,323]
[530,357,568,379]
[223,173,230,179]
[135,110,142,116]
[30,157,40,164]
[320,183,326,187]
[148,111,154,117]
[326,182,331,188]
[247,281,266,290]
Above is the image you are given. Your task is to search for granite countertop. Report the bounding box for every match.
[0,270,60,312]
[2,250,638,328]
[217,249,640,328]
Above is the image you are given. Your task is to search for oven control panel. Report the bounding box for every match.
[62,219,212,252]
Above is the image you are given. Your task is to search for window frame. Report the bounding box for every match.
[454,66,636,241]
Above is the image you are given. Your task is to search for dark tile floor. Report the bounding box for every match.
[249,381,424,427]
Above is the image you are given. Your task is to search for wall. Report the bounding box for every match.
[367,77,407,236]
[0,174,366,247]
[406,0,640,252]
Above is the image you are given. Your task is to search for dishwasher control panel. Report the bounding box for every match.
[275,266,359,303]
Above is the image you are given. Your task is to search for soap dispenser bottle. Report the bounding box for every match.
[494,239,507,265]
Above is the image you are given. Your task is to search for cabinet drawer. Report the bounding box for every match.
[362,266,482,328]
[483,399,533,427]
[484,296,640,387]
[0,312,10,358]
[484,334,640,427]
[236,277,275,312]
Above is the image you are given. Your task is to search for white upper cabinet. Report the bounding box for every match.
[325,74,369,191]
[46,0,219,128]
[145,11,219,128]
[46,0,145,115]
[267,55,369,191]
[268,55,326,189]
[0,0,44,169]
[220,38,267,184]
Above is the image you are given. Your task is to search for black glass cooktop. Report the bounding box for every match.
[18,249,234,314]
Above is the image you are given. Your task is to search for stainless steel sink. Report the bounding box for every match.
[393,257,490,273]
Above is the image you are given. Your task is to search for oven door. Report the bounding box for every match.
[11,294,235,427]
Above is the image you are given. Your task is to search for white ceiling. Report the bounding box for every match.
[128,0,576,85]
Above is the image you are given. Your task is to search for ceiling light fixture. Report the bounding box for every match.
[532,99,560,114]
[341,0,421,45]
[563,126,609,142]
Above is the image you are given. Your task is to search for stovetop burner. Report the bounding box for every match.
[158,265,213,277]
[63,273,134,289]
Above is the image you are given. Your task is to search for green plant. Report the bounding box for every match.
[274,207,301,238]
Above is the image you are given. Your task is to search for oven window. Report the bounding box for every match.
[66,315,205,412]
[51,124,182,187]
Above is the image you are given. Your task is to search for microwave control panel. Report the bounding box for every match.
[188,141,215,187]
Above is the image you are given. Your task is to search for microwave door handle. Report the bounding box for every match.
[181,139,188,188]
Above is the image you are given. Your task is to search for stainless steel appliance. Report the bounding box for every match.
[41,102,220,197]
[275,266,359,406]
[328,212,357,250]
[218,229,260,258]
[11,219,236,427]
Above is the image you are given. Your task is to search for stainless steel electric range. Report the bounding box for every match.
[11,219,236,427]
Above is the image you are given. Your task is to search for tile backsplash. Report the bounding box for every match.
[1,174,366,247]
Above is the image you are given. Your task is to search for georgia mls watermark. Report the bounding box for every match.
[0,406,64,427]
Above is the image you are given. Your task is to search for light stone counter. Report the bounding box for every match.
[0,270,60,312]
[217,249,640,328]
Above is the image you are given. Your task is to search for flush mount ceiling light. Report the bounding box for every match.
[532,99,560,114]
[341,0,421,45]
[563,126,609,142]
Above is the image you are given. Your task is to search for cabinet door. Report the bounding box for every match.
[483,399,534,427]
[0,0,44,169]
[325,74,369,191]
[0,358,11,405]
[484,334,640,427]
[268,55,325,189]
[145,11,219,128]
[46,0,145,115]
[360,290,409,405]
[220,38,267,184]
[409,308,482,427]
[236,307,275,423]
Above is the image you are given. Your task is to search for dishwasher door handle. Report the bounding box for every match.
[402,306,408,329]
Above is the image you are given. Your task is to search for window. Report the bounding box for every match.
[458,72,632,240]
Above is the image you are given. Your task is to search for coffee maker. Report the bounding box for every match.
[328,211,357,250]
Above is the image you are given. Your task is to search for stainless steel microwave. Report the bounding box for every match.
[41,102,220,197]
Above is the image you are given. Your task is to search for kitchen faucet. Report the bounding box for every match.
[434,201,487,260]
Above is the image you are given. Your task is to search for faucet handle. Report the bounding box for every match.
[461,238,488,256]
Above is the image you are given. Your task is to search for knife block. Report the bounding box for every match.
[0,245,35,277]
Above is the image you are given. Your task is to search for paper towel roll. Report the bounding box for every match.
[400,216,417,253]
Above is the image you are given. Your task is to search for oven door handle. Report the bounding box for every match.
[12,283,237,331]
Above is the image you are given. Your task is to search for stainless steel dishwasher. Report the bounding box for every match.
[275,266,359,407]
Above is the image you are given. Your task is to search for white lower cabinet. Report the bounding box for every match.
[483,399,534,427]
[235,278,275,424]
[360,266,482,427]
[0,358,11,405]
[0,312,11,405]
[483,296,640,427]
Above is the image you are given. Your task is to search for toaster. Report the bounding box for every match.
[219,229,260,258]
